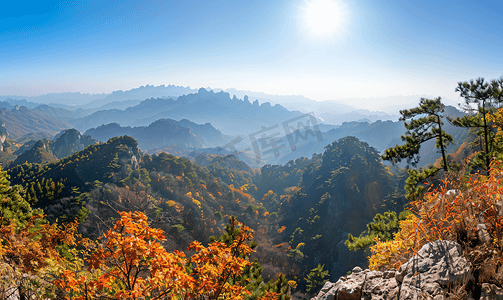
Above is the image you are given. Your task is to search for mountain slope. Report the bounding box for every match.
[7,136,262,245]
[12,139,58,166]
[11,129,99,166]
[0,106,69,139]
[277,136,400,280]
[84,119,229,150]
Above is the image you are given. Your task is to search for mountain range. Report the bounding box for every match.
[0,85,469,170]
[84,118,230,150]
[0,84,197,107]
[69,88,305,135]
[0,105,69,139]
[0,83,488,296]
[11,129,99,166]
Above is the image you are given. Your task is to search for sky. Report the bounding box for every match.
[1,0,502,107]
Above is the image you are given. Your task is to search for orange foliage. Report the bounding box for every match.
[370,161,503,271]
[187,223,255,299]
[0,216,79,273]
[56,211,192,299]
[0,216,81,298]
[368,215,421,270]
[56,211,273,299]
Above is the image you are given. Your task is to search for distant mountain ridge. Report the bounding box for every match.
[84,118,230,150]
[222,88,402,124]
[0,106,69,139]
[70,88,304,135]
[0,84,197,107]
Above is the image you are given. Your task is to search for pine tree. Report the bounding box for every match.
[0,167,42,228]
[449,77,503,173]
[382,97,453,171]
[345,211,401,251]
[305,264,329,295]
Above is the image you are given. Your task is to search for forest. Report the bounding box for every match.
[1,77,503,299]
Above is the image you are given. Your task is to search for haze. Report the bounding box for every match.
[2,0,502,109]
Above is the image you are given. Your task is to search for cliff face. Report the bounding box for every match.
[51,129,98,159]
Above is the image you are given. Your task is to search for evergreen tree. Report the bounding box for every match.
[305,264,329,295]
[345,211,402,251]
[382,97,453,171]
[449,77,503,173]
[0,167,41,228]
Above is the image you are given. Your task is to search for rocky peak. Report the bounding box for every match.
[52,128,98,159]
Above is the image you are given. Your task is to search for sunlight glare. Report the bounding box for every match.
[303,0,347,38]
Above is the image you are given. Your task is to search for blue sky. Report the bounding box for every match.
[1,0,502,107]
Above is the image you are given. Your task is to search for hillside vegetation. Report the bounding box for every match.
[1,77,503,298]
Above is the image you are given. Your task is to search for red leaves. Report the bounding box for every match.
[56,211,258,299]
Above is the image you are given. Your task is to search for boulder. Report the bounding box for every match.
[311,240,475,300]
[336,267,366,300]
[310,266,366,300]
[481,283,503,300]
[398,240,473,299]
[362,270,399,300]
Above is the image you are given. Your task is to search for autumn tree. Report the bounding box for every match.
[56,212,285,299]
[382,97,453,171]
[368,159,503,295]
[56,211,194,299]
[0,215,80,299]
[209,216,292,299]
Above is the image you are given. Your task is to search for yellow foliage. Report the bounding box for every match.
[287,280,297,289]
[488,107,503,144]
[192,198,202,209]
[370,160,503,272]
[368,215,421,270]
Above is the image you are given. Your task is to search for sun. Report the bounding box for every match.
[303,0,347,38]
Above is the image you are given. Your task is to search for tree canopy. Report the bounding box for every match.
[449,77,503,173]
[382,97,453,171]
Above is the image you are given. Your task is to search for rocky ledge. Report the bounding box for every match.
[311,240,503,300]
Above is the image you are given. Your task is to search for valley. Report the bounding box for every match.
[1,83,501,299]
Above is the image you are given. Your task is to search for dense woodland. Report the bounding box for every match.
[1,77,503,299]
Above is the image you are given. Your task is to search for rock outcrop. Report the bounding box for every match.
[311,240,481,300]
